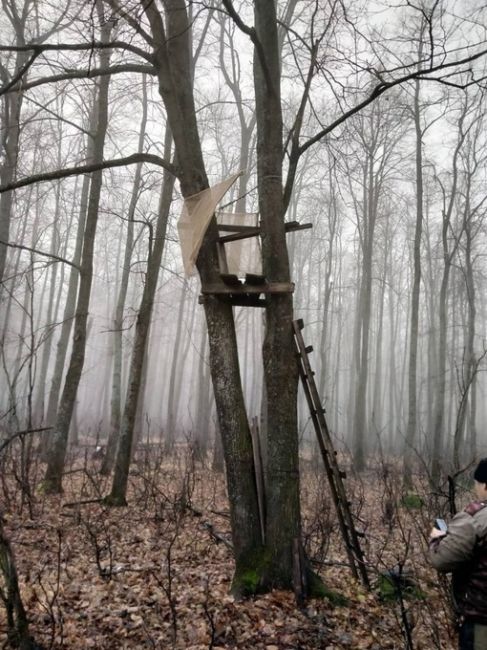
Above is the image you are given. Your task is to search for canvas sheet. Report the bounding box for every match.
[177,172,242,276]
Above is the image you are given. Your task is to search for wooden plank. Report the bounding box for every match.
[218,221,312,244]
[250,416,266,544]
[201,282,294,295]
[220,273,241,286]
[198,295,267,307]
[226,296,268,308]
[218,227,261,244]
[284,221,313,233]
[218,224,259,233]
[245,273,266,285]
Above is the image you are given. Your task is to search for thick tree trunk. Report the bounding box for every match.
[0,519,35,649]
[253,0,301,589]
[141,0,262,594]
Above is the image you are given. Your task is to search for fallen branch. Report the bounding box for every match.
[186,504,233,549]
[62,498,104,508]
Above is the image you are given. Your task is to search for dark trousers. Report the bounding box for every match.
[459,620,487,650]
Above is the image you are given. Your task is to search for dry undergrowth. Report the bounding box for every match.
[0,444,460,649]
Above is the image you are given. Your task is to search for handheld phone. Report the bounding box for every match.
[434,518,448,532]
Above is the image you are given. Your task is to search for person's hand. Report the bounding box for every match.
[429,527,447,542]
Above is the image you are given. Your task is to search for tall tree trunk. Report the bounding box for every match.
[403,77,424,487]
[253,0,302,589]
[431,106,466,485]
[352,149,378,470]
[32,128,72,424]
[0,48,27,286]
[318,177,337,402]
[44,97,97,433]
[101,77,148,475]
[141,0,262,594]
[107,127,175,504]
[43,12,112,492]
[195,320,211,460]
[453,180,477,468]
[165,279,189,450]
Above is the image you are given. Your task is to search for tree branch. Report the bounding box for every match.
[0,50,39,95]
[0,40,153,63]
[0,153,178,194]
[298,46,487,156]
[0,427,51,456]
[220,0,274,90]
[1,63,156,95]
[0,240,80,270]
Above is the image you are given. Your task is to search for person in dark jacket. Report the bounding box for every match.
[429,459,487,650]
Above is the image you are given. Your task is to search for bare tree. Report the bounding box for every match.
[43,6,114,492]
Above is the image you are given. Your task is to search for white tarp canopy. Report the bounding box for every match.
[177,172,242,276]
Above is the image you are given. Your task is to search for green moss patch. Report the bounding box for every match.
[231,546,271,599]
[378,570,425,602]
[401,492,424,510]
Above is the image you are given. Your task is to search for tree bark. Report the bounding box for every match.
[44,95,96,434]
[403,77,424,487]
[101,77,148,475]
[107,126,175,504]
[43,11,112,492]
[140,0,262,594]
[431,105,466,485]
[253,0,301,589]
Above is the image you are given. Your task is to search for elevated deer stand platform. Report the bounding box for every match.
[180,184,368,587]
[199,220,311,307]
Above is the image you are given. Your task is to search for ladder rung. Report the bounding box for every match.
[295,318,304,330]
[305,345,313,353]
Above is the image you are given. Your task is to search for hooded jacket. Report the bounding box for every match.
[429,501,487,622]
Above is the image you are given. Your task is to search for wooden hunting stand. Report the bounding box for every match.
[198,216,369,589]
[198,220,311,307]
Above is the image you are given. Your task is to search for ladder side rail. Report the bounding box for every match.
[299,349,369,587]
[296,353,360,582]
[294,323,356,515]
[294,321,370,588]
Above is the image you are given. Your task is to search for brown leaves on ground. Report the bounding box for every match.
[0,452,458,649]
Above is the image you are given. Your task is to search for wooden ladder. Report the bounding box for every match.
[293,319,370,589]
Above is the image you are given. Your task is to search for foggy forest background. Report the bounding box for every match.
[1,0,486,476]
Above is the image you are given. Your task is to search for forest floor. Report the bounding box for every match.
[0,445,462,649]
